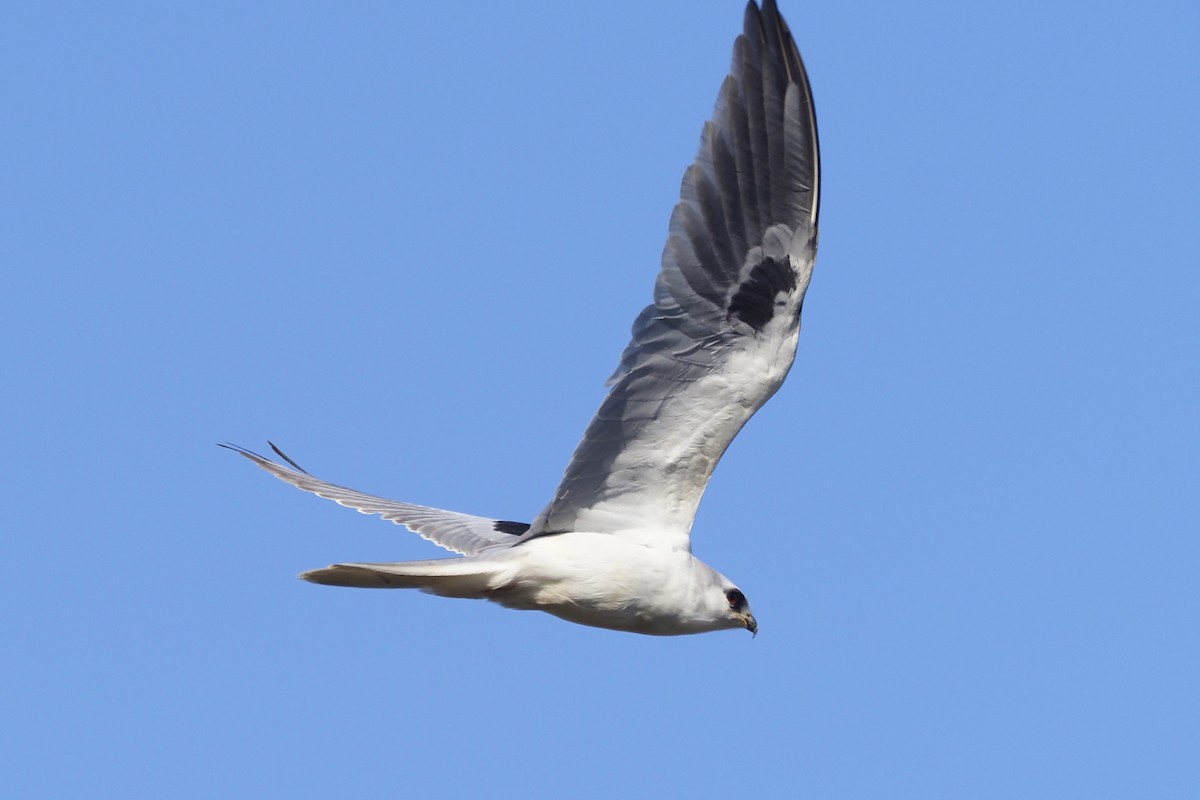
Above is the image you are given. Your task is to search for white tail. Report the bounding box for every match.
[300,557,507,599]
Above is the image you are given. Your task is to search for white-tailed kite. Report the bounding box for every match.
[225,0,819,636]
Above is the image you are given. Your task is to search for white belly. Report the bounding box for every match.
[486,533,736,636]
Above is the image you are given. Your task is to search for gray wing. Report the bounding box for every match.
[222,444,526,556]
[527,0,820,548]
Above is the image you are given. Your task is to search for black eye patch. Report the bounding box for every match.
[726,589,746,610]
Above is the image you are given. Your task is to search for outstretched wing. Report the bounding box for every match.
[527,0,820,549]
[221,443,526,556]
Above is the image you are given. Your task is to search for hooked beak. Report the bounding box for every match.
[742,613,758,637]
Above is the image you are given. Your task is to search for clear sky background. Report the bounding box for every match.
[3,1,1197,797]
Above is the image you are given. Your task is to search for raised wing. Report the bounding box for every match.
[222,443,526,556]
[527,0,820,548]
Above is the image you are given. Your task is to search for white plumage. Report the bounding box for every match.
[225,0,819,637]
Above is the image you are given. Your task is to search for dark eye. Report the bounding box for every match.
[726,589,746,611]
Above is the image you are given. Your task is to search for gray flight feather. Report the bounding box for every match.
[221,444,523,556]
[526,0,820,545]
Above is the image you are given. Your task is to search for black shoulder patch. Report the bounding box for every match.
[727,256,796,332]
[493,520,531,536]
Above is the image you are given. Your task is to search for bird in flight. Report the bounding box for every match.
[225,0,819,637]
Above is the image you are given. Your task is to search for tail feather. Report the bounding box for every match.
[300,557,506,598]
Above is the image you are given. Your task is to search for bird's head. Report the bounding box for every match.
[723,586,758,637]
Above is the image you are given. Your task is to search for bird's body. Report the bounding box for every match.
[225,0,819,637]
[309,534,750,636]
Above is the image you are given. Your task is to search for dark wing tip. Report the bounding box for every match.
[218,441,269,461]
[219,440,308,476]
[268,441,310,475]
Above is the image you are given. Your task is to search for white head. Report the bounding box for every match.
[719,583,758,636]
[687,559,758,636]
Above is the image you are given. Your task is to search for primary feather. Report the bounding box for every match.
[219,444,523,556]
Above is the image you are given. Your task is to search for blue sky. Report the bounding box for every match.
[3,1,1197,797]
